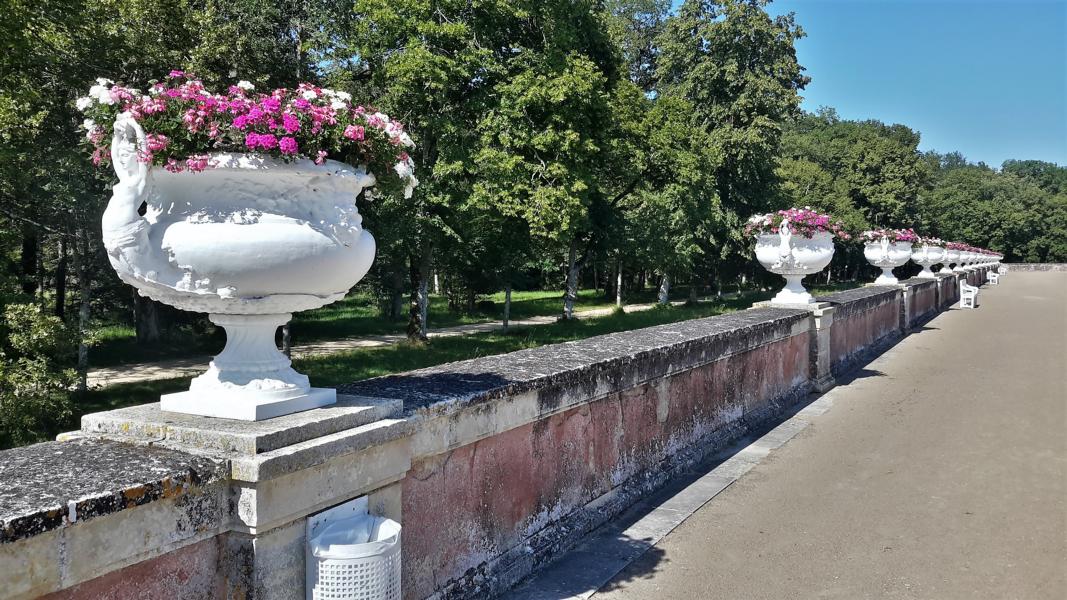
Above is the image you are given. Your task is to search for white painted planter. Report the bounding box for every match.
[911,244,946,279]
[102,115,377,420]
[863,239,913,285]
[754,228,835,305]
[942,249,960,274]
[961,251,975,271]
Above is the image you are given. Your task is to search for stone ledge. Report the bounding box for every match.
[816,285,900,317]
[0,438,226,544]
[79,394,402,456]
[898,277,940,288]
[339,306,811,416]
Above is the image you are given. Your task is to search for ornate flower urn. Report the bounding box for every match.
[911,244,946,279]
[754,224,835,305]
[941,248,960,274]
[960,251,975,271]
[102,115,377,420]
[864,238,914,285]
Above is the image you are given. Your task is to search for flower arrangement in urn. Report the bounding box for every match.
[79,72,418,196]
[860,228,919,285]
[79,72,419,421]
[945,241,973,272]
[910,236,946,279]
[747,207,849,305]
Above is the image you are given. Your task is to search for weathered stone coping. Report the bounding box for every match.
[338,306,812,416]
[816,285,900,317]
[0,438,225,544]
[1002,263,1067,271]
[898,277,940,288]
[81,394,402,456]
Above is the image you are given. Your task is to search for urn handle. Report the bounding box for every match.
[102,113,151,256]
[879,236,889,261]
[111,113,149,195]
[777,218,792,260]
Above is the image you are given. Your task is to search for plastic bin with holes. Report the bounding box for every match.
[307,506,402,600]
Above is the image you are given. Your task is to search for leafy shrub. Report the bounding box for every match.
[0,303,76,449]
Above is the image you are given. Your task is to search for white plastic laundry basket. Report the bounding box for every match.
[308,512,402,600]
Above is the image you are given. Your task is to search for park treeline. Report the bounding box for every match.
[2,0,1065,446]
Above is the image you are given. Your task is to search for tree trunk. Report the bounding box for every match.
[433,270,440,295]
[615,261,623,307]
[657,273,670,305]
[73,231,91,394]
[281,324,291,358]
[562,241,580,319]
[503,282,512,328]
[134,294,162,344]
[407,248,431,341]
[20,227,38,296]
[55,237,68,319]
[688,276,699,304]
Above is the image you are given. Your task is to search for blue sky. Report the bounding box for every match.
[761,0,1067,168]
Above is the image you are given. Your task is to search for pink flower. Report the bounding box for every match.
[145,133,169,153]
[260,97,281,113]
[167,70,186,79]
[164,158,183,172]
[279,137,298,155]
[257,134,278,150]
[343,125,365,141]
[185,154,211,172]
[314,150,328,165]
[282,113,301,133]
[244,132,261,149]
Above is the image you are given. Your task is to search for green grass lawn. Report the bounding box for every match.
[90,287,670,367]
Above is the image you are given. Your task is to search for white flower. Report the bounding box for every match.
[76,97,94,111]
[301,90,318,100]
[403,175,419,199]
[334,91,352,102]
[394,161,413,180]
[330,99,346,110]
[95,78,114,86]
[82,118,96,130]
[89,84,114,105]
[236,80,255,91]
[398,132,414,148]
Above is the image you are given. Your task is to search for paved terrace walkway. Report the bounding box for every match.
[511,271,1066,600]
[87,296,736,387]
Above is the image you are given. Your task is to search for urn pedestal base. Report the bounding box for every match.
[914,267,937,279]
[771,274,816,305]
[873,268,899,285]
[160,387,337,421]
[159,312,337,421]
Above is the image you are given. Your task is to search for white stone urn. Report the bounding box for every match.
[960,251,975,271]
[942,248,960,274]
[102,115,377,420]
[754,222,835,305]
[863,238,913,285]
[911,244,946,279]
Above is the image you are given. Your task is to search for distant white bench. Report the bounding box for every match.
[987,270,1000,285]
[960,281,979,308]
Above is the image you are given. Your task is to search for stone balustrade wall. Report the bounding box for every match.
[1001,263,1067,271]
[0,270,985,600]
